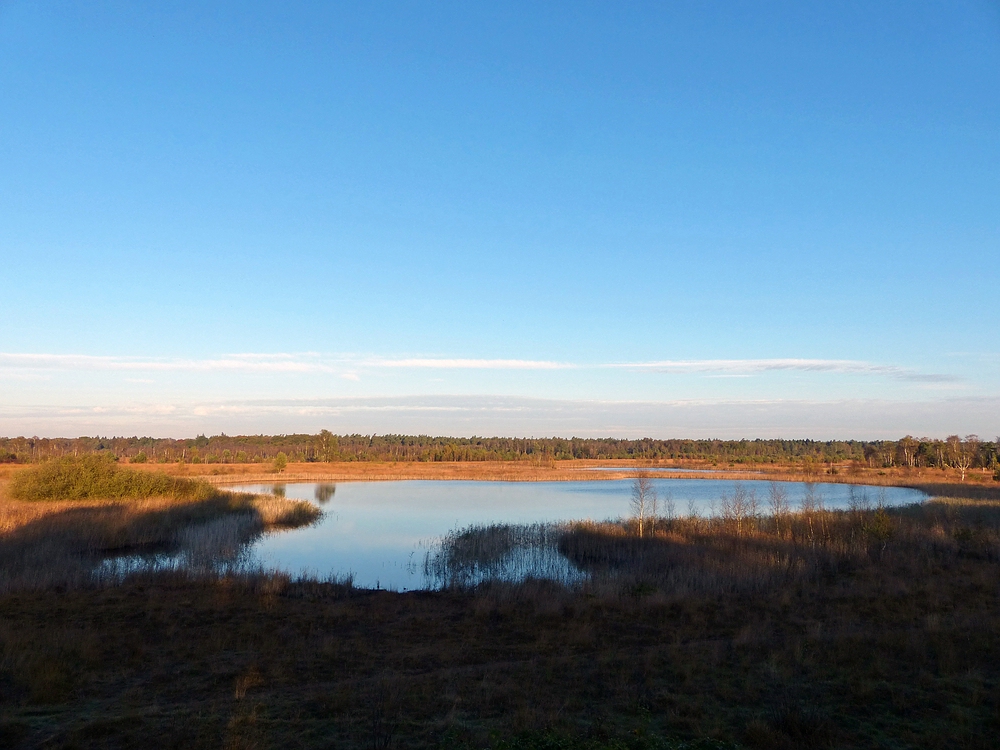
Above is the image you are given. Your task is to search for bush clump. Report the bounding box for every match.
[8,455,216,502]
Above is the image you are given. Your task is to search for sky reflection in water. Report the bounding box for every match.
[231,479,927,591]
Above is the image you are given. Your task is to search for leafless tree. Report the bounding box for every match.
[898,436,919,468]
[876,486,888,511]
[686,496,699,520]
[630,475,657,537]
[662,490,677,523]
[880,443,896,468]
[801,482,817,542]
[721,482,755,536]
[768,481,790,536]
[955,435,980,481]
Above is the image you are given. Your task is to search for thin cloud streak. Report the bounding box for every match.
[0,352,955,381]
[609,358,957,381]
[360,358,570,370]
[0,353,566,373]
[1,395,995,439]
[0,352,334,374]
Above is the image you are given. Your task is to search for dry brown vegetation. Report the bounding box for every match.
[57,458,997,493]
[1,492,999,748]
[0,459,319,593]
[561,497,1000,597]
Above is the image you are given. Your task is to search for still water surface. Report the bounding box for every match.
[234,479,926,591]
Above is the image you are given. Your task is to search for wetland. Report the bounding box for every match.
[1,458,998,749]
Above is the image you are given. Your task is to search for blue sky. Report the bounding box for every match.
[1,1,998,439]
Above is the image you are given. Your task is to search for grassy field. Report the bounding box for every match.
[1,479,999,748]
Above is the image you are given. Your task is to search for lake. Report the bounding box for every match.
[230,478,926,591]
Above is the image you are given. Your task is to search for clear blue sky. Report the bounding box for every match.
[1,1,998,438]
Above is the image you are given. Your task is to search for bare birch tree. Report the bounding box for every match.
[955,435,979,481]
[662,490,677,523]
[898,436,919,468]
[768,481,790,537]
[721,482,755,536]
[630,475,656,537]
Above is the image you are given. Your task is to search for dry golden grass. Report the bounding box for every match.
[0,475,319,593]
[3,457,996,495]
[111,458,999,490]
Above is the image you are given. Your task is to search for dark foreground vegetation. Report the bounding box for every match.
[1,485,999,748]
[2,432,997,475]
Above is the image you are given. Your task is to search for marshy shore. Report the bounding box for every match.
[0,459,998,748]
[0,457,319,593]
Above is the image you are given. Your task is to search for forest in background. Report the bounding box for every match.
[0,431,996,475]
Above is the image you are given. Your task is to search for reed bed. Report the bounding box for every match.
[426,497,1000,600]
[424,523,584,588]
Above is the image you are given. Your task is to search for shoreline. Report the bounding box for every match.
[2,459,997,500]
[183,460,1000,501]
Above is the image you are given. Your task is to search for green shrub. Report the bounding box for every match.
[273,452,288,473]
[8,455,215,502]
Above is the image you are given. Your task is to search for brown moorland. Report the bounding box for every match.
[1,474,999,748]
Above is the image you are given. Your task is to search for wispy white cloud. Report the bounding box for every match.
[0,352,567,373]
[1,395,995,440]
[607,358,956,381]
[0,352,958,383]
[359,358,570,370]
[0,352,335,374]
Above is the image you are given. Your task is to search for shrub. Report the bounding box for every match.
[8,455,215,502]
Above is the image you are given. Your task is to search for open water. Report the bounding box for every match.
[228,478,926,590]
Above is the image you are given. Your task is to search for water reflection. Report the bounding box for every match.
[92,479,931,590]
[230,479,926,590]
[314,483,336,503]
[423,523,584,588]
[94,509,267,582]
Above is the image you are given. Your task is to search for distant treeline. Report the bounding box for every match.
[0,432,996,472]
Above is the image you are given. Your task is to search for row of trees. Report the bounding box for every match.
[0,432,996,474]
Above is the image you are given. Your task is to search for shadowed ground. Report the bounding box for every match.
[1,495,999,748]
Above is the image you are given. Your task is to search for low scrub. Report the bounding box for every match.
[8,454,214,501]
